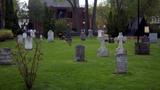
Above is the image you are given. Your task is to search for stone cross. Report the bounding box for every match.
[115,32,127,74]
[97,30,108,57]
[117,32,125,49]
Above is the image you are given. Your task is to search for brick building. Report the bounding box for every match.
[43,0,85,31]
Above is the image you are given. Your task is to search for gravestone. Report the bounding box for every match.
[17,34,23,44]
[88,29,93,38]
[24,33,33,50]
[97,37,109,57]
[75,45,85,62]
[97,29,108,57]
[115,32,127,74]
[30,29,36,38]
[149,33,158,43]
[141,35,149,43]
[65,30,72,46]
[135,35,150,55]
[40,34,43,40]
[47,30,54,42]
[0,48,12,65]
[80,32,86,41]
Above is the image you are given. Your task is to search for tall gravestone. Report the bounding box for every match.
[97,29,108,57]
[0,48,12,65]
[24,33,33,50]
[48,30,54,42]
[115,32,127,74]
[80,31,86,41]
[40,34,43,40]
[75,45,85,62]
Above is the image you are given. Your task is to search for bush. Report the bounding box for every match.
[55,19,68,35]
[0,29,14,41]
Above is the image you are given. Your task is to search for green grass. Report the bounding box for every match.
[0,37,160,90]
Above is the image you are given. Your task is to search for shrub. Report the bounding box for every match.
[55,19,68,35]
[13,40,43,90]
[0,29,14,41]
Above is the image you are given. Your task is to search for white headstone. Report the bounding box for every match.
[24,35,33,50]
[22,32,27,39]
[17,34,23,44]
[40,34,43,40]
[30,29,36,38]
[97,29,104,38]
[47,30,54,42]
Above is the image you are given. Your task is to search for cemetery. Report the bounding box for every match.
[0,0,160,90]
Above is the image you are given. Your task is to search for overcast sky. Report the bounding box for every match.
[19,0,104,6]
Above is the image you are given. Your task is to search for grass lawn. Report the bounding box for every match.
[0,37,160,90]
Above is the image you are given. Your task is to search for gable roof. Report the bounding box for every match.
[42,0,79,8]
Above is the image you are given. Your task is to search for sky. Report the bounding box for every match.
[19,0,104,6]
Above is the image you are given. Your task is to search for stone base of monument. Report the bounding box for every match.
[115,48,127,74]
[135,42,150,55]
[75,45,85,62]
[0,48,12,65]
[97,47,109,57]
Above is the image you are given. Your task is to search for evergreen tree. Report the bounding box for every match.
[43,3,55,38]
[5,0,15,29]
[29,0,45,33]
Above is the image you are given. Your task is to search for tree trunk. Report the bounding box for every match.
[85,0,89,34]
[92,0,97,32]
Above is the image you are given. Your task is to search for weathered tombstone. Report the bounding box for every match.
[115,32,127,74]
[17,34,23,44]
[97,37,109,57]
[149,33,158,43]
[47,30,54,42]
[75,45,85,62]
[30,29,36,38]
[65,30,72,46]
[135,35,150,55]
[97,29,109,57]
[40,34,43,40]
[24,33,33,50]
[80,31,86,41]
[0,48,12,65]
[88,29,93,38]
[23,32,27,39]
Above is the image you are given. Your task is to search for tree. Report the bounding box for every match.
[29,0,45,34]
[92,0,97,32]
[66,0,80,32]
[5,0,15,29]
[43,3,55,38]
[85,0,89,34]
[13,40,43,90]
